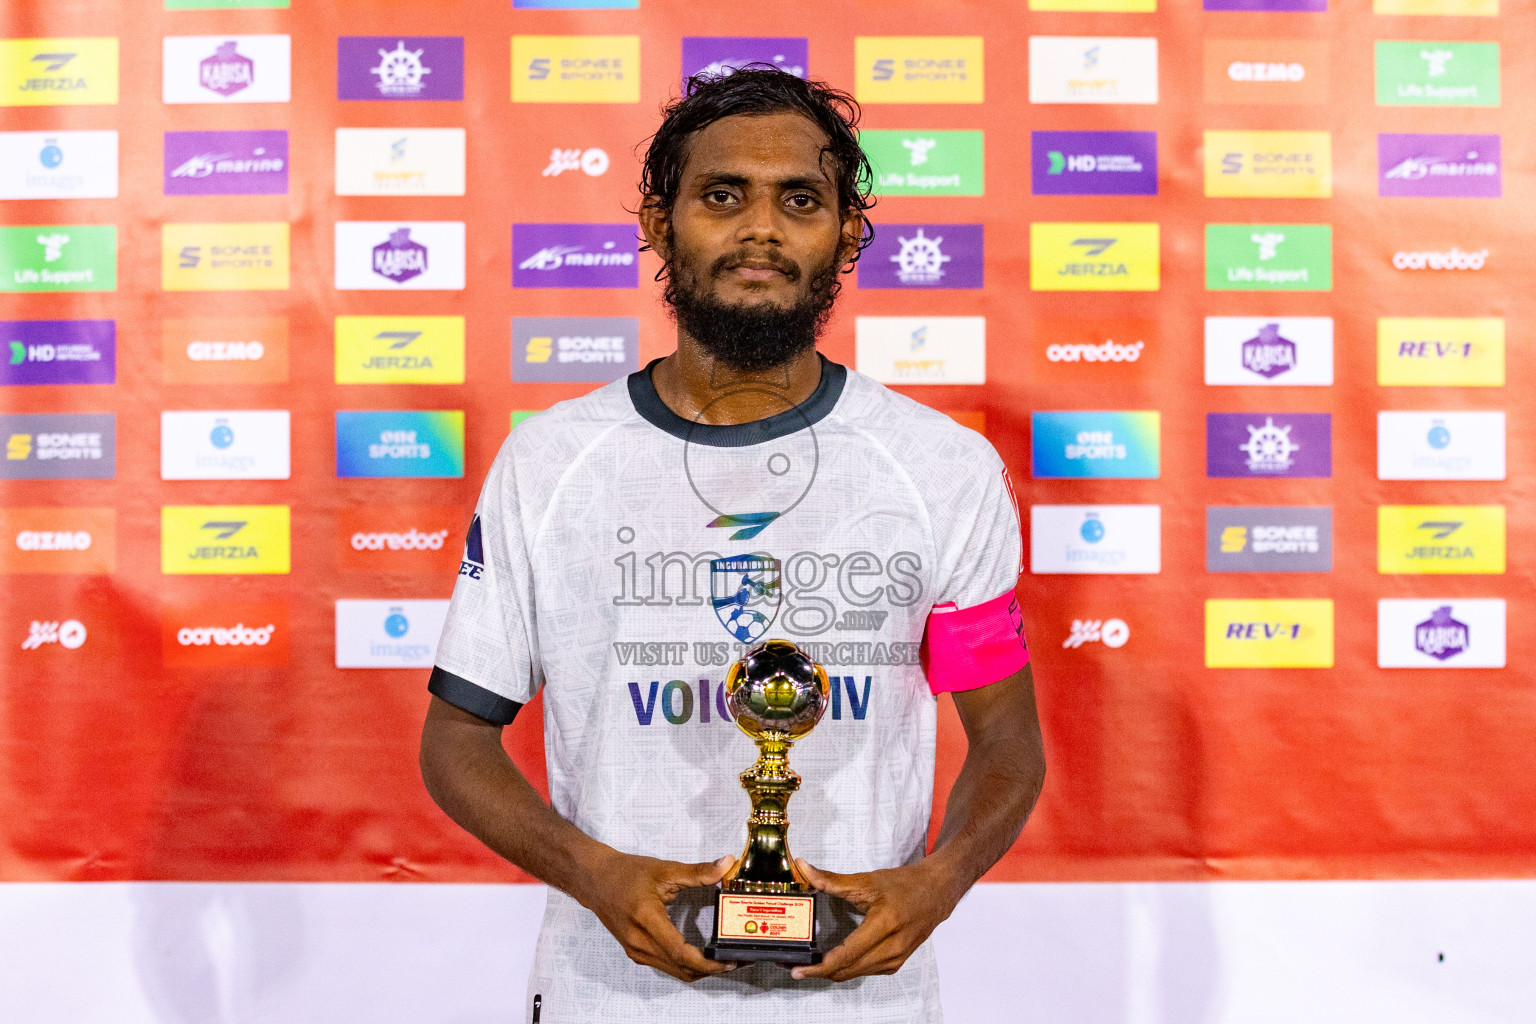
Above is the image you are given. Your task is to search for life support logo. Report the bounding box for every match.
[162,602,289,667]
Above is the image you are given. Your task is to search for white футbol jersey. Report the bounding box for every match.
[432,354,1023,1024]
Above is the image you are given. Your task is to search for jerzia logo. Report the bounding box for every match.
[709,555,781,642]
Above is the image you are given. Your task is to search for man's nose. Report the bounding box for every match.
[734,193,785,245]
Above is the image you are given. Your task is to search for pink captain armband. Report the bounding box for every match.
[921,589,1030,695]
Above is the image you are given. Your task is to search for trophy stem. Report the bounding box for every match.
[724,730,810,893]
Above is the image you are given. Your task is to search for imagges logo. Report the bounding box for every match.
[1376,411,1505,481]
[337,37,464,101]
[0,130,118,199]
[1030,505,1161,575]
[859,224,983,289]
[335,599,448,669]
[0,320,115,386]
[160,410,291,481]
[162,36,290,104]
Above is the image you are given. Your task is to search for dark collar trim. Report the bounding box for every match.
[627,353,847,448]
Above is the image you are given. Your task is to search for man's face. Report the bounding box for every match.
[642,111,863,370]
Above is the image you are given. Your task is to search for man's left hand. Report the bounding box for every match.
[787,857,959,982]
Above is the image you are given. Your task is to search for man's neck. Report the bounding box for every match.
[649,335,823,426]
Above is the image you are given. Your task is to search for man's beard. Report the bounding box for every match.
[664,242,842,373]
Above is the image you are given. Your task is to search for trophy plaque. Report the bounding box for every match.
[704,638,829,965]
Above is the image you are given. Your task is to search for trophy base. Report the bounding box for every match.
[704,890,821,965]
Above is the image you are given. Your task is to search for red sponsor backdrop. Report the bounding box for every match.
[1,0,1534,885]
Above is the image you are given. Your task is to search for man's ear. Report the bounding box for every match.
[839,211,866,270]
[638,198,671,261]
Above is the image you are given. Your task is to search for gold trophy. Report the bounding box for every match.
[704,638,829,965]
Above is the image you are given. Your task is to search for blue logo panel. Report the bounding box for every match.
[335,411,464,478]
[1032,411,1160,479]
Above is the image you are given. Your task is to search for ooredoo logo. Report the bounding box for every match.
[162,602,289,667]
[1392,247,1486,271]
[336,506,461,573]
[1033,317,1156,383]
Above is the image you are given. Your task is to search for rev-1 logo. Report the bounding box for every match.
[1225,621,1301,640]
[1398,339,1472,359]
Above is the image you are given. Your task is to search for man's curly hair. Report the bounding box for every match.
[637,67,877,270]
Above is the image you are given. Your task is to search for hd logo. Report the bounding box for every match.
[512,36,640,103]
[1205,599,1334,669]
[1377,318,1503,386]
[1030,223,1159,291]
[335,316,465,384]
[1378,505,1504,575]
[161,505,290,575]
[1,39,118,106]
[161,223,290,291]
[855,37,984,104]
[1204,131,1332,198]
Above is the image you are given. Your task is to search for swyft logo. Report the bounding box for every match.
[1378,599,1505,669]
[161,603,289,668]
[335,599,449,669]
[1028,37,1158,104]
[162,36,290,104]
[855,316,986,384]
[337,37,464,101]
[1205,600,1334,669]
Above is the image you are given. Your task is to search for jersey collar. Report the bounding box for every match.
[627,352,847,448]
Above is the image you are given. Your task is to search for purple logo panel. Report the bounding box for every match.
[1204,0,1326,9]
[513,224,639,289]
[681,37,809,83]
[1,320,116,385]
[1207,413,1331,478]
[1379,134,1501,198]
[860,224,983,289]
[338,37,464,101]
[164,130,288,196]
[1032,131,1158,196]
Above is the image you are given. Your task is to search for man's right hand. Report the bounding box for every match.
[577,852,739,982]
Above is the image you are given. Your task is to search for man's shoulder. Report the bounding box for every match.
[495,376,639,481]
[835,367,1002,473]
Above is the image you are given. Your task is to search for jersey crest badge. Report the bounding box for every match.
[709,554,781,642]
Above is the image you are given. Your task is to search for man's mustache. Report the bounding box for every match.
[710,249,802,283]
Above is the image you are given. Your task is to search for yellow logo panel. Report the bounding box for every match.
[1378,506,1504,575]
[162,505,291,575]
[162,223,290,292]
[512,36,640,103]
[1374,0,1496,13]
[1205,599,1334,668]
[335,316,465,384]
[1377,318,1504,386]
[0,38,118,106]
[1204,131,1332,199]
[855,37,984,104]
[1031,223,1160,291]
[1032,0,1153,8]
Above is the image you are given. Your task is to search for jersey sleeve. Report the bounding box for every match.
[429,446,542,724]
[920,456,1029,695]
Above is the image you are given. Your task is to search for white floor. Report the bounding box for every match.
[1,879,1533,1023]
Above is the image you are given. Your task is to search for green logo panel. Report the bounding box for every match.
[0,226,116,293]
[1376,42,1499,106]
[861,130,984,196]
[1206,224,1331,292]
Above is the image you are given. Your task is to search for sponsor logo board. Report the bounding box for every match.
[854,316,986,385]
[1203,39,1329,105]
[0,130,118,198]
[855,36,983,103]
[1378,599,1505,668]
[1206,224,1331,291]
[1203,317,1333,386]
[1373,0,1497,14]
[512,317,638,383]
[861,130,984,196]
[0,507,114,574]
[161,505,291,575]
[1378,411,1504,481]
[162,223,289,292]
[1377,318,1502,386]
[1062,617,1133,649]
[335,599,449,669]
[338,37,464,101]
[0,320,115,386]
[512,36,640,103]
[681,37,807,82]
[335,411,465,479]
[1376,41,1498,106]
[164,130,287,196]
[160,410,291,481]
[1207,412,1331,478]
[0,226,115,293]
[162,317,288,385]
[334,128,465,195]
[859,224,983,289]
[1030,223,1159,291]
[1033,0,1152,9]
[1204,130,1331,198]
[336,316,464,385]
[335,506,460,574]
[1,413,114,479]
[335,222,466,291]
[1205,0,1325,9]
[512,224,638,289]
[1028,37,1158,105]
[1030,505,1161,575]
[1205,600,1333,668]
[1378,505,1504,575]
[1033,317,1156,383]
[162,36,290,104]
[1378,134,1500,198]
[1032,411,1160,479]
[161,603,289,668]
[542,146,611,178]
[1032,131,1157,196]
[0,38,118,106]
[1206,506,1333,573]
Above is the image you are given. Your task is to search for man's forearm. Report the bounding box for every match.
[419,697,613,901]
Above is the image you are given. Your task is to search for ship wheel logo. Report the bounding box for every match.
[371,42,431,96]
[1239,417,1299,474]
[890,228,950,285]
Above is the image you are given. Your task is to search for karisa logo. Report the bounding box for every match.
[542,147,610,177]
[1393,247,1486,271]
[1063,617,1128,649]
[1416,605,1467,661]
[21,619,86,650]
[371,41,431,97]
[201,41,254,97]
[1242,324,1295,378]
[373,228,427,283]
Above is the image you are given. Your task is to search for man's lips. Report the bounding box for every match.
[728,264,787,282]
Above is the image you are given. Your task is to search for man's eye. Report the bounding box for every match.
[707,190,736,203]
[787,194,816,209]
